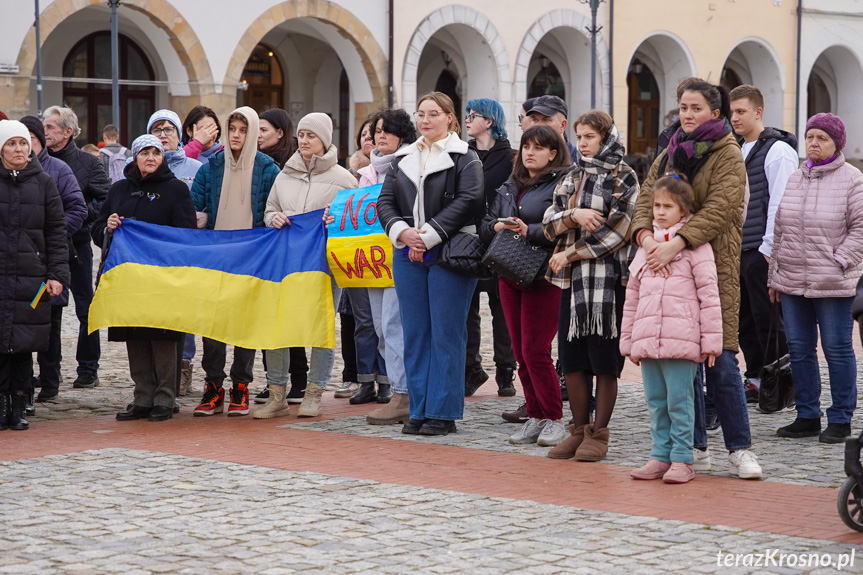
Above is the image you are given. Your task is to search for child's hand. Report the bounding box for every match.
[323,204,335,225]
[701,354,716,368]
[628,356,640,366]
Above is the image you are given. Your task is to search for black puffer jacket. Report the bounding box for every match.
[0,155,70,353]
[469,138,516,209]
[378,135,484,249]
[49,138,110,244]
[92,160,197,342]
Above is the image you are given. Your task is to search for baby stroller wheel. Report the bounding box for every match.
[838,476,863,532]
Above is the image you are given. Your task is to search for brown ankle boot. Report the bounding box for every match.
[575,426,609,462]
[366,392,409,425]
[547,424,588,459]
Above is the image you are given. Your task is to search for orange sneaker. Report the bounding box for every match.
[194,381,224,416]
[227,383,250,416]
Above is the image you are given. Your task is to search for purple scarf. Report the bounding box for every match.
[666,118,732,180]
[805,153,838,170]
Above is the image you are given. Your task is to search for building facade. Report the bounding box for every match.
[1,1,860,158]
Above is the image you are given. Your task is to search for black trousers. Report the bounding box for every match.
[739,249,788,378]
[201,337,255,386]
[340,313,358,382]
[466,279,516,372]
[0,352,32,394]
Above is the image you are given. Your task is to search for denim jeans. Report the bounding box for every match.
[781,294,857,423]
[641,358,697,464]
[70,240,100,375]
[369,287,407,394]
[693,363,707,451]
[267,279,341,387]
[705,350,752,452]
[393,251,477,421]
[182,333,196,361]
[347,287,387,383]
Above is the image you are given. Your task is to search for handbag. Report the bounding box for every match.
[437,152,492,279]
[757,304,795,414]
[481,229,548,288]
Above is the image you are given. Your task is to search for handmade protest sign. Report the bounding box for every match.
[327,184,394,288]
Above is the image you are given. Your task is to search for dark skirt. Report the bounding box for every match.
[557,284,625,377]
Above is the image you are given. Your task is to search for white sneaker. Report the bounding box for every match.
[537,419,567,447]
[508,418,546,444]
[693,448,711,472]
[728,449,762,480]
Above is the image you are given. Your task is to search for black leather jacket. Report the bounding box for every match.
[378,138,484,248]
[479,170,565,250]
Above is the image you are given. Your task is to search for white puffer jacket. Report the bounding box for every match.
[768,153,863,298]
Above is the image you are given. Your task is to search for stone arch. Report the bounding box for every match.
[721,37,785,127]
[800,24,863,158]
[515,9,611,137]
[224,0,388,133]
[13,0,213,116]
[402,6,511,123]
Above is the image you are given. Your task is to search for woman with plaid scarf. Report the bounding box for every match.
[542,110,640,462]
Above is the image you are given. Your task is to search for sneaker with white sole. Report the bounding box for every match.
[508,418,546,444]
[728,449,762,480]
[536,419,567,447]
[693,448,711,472]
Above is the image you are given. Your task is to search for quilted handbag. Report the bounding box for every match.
[439,232,493,279]
[481,229,548,288]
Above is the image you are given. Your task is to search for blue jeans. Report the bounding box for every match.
[347,288,387,383]
[70,240,100,374]
[705,350,752,452]
[369,287,407,394]
[641,358,697,464]
[393,251,476,421]
[183,333,196,361]
[782,294,857,423]
[266,279,341,387]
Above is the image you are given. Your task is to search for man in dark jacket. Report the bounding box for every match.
[0,120,70,430]
[729,85,798,403]
[20,116,88,402]
[43,106,110,389]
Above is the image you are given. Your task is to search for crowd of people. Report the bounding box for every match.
[1,81,862,485]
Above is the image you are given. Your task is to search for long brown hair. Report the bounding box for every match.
[511,125,572,190]
[417,91,460,133]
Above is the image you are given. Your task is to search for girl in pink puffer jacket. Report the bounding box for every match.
[620,175,723,484]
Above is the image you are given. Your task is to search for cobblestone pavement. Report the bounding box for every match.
[1,449,861,575]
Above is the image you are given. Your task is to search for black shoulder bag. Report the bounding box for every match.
[756,304,795,414]
[438,154,493,279]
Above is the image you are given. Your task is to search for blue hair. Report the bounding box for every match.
[466,98,507,141]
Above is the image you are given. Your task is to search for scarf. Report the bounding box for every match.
[805,153,838,170]
[369,147,396,177]
[568,125,626,340]
[666,118,731,180]
[215,107,258,230]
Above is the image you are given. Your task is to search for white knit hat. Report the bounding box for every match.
[297,113,333,151]
[0,120,32,155]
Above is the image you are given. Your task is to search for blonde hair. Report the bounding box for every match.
[417,91,460,133]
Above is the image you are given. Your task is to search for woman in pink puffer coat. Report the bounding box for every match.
[769,113,863,444]
[621,175,723,484]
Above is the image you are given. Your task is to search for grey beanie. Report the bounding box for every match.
[297,113,333,151]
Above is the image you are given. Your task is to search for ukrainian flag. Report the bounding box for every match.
[89,210,335,349]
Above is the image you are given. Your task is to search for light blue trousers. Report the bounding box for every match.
[641,358,697,464]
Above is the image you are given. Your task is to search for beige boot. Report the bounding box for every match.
[297,382,324,417]
[366,392,410,425]
[179,360,193,396]
[547,424,589,459]
[575,426,609,462]
[252,384,291,419]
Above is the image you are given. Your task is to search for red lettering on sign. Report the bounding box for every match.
[364,202,377,226]
[340,192,371,231]
[355,248,377,278]
[370,245,391,279]
[330,251,359,278]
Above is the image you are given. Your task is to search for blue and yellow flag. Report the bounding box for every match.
[89,210,335,349]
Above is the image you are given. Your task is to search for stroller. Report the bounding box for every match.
[838,276,863,531]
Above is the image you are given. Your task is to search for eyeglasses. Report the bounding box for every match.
[413,112,444,121]
[150,126,176,137]
[517,114,524,124]
[465,113,485,123]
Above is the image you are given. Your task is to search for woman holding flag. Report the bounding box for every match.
[91,135,196,422]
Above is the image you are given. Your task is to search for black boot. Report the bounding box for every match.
[25,393,35,416]
[350,382,377,404]
[286,372,308,405]
[496,366,516,397]
[464,367,489,397]
[10,393,29,430]
[0,394,10,431]
[376,383,392,404]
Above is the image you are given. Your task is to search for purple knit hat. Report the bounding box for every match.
[806,113,846,151]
